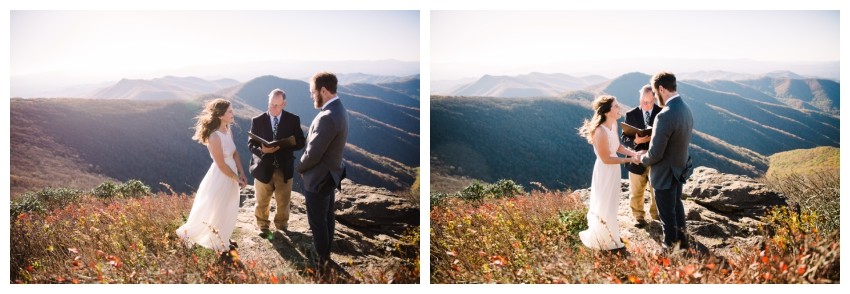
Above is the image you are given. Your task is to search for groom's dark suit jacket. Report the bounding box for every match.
[248,110,306,184]
[621,104,662,175]
[639,96,693,190]
[297,98,348,193]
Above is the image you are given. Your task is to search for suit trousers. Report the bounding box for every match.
[629,168,658,221]
[654,177,687,248]
[254,169,292,230]
[304,173,337,263]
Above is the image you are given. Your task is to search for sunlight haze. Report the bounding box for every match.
[432,10,839,80]
[11,10,419,96]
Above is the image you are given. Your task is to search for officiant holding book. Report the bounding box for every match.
[248,88,306,237]
[620,84,662,228]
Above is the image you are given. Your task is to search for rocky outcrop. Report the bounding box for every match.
[682,167,787,249]
[684,166,787,215]
[337,183,419,235]
[577,166,787,255]
[232,179,418,282]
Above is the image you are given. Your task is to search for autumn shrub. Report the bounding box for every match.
[755,206,839,282]
[431,189,586,283]
[12,182,418,284]
[432,187,839,284]
[763,171,839,234]
[10,192,272,283]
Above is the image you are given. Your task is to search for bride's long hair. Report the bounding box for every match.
[577,95,616,144]
[192,98,231,144]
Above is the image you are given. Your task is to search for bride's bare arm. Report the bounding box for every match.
[207,133,239,180]
[593,128,629,165]
[231,147,247,186]
[617,144,638,158]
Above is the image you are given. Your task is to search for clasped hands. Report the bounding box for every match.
[233,173,248,188]
[627,150,647,165]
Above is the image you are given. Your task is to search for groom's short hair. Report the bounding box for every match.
[311,72,338,94]
[268,88,286,102]
[651,72,677,92]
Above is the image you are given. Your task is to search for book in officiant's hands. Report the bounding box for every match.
[620,122,652,137]
[248,132,296,148]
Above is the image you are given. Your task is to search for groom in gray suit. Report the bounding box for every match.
[635,71,693,251]
[298,71,348,271]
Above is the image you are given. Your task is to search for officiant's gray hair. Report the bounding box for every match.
[640,84,653,95]
[268,88,287,102]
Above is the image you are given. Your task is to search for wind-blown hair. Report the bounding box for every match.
[192,98,231,144]
[578,95,616,144]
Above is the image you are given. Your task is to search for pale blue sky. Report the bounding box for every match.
[11,10,420,77]
[432,10,839,79]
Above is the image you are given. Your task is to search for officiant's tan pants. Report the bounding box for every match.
[629,168,658,221]
[254,170,292,230]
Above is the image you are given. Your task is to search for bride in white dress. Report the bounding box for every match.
[176,99,247,252]
[577,95,643,251]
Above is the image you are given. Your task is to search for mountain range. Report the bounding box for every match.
[436,72,607,97]
[10,74,419,197]
[92,76,240,100]
[431,71,839,190]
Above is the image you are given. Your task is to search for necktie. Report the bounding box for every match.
[272,116,279,167]
[273,116,279,138]
[644,111,651,127]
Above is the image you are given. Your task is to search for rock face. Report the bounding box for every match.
[577,166,787,255]
[684,166,787,215]
[682,167,787,249]
[232,179,419,281]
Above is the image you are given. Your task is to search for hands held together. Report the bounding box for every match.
[626,150,646,165]
[232,172,247,188]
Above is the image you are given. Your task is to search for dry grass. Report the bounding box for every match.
[10,188,419,284]
[430,189,839,284]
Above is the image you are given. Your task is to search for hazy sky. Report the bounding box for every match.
[11,10,419,78]
[432,10,839,80]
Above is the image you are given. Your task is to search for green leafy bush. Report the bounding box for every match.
[10,187,83,216]
[486,179,524,199]
[93,181,120,199]
[119,179,151,198]
[430,192,450,209]
[458,181,487,202]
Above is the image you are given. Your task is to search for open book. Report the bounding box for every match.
[620,122,652,137]
[248,132,297,148]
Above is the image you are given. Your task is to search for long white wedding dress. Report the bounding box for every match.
[176,130,240,252]
[579,124,625,250]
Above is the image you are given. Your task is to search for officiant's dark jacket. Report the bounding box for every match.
[248,110,306,183]
[620,104,662,175]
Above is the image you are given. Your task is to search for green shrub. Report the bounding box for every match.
[458,181,486,202]
[10,187,83,216]
[430,192,450,209]
[558,208,588,236]
[119,179,151,198]
[93,181,120,199]
[486,179,524,199]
